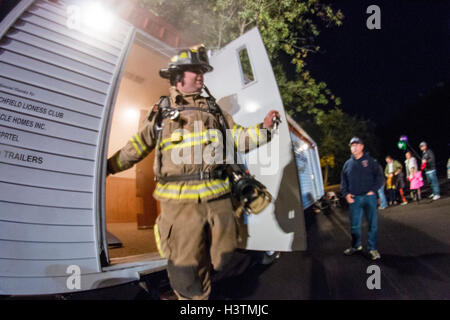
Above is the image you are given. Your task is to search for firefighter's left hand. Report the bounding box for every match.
[263,110,281,129]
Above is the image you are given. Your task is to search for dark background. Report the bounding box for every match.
[0,0,18,22]
[2,0,449,173]
[308,0,450,173]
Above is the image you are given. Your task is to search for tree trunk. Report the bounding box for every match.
[323,165,329,187]
[240,19,247,35]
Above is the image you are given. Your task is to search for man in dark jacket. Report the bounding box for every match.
[420,141,440,200]
[341,137,384,260]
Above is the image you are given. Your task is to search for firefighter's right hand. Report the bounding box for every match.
[263,110,281,129]
[345,194,355,204]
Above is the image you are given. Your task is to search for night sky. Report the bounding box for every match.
[308,0,450,169]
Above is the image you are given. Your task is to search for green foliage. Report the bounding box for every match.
[139,0,343,114]
[139,0,376,184]
[299,108,380,185]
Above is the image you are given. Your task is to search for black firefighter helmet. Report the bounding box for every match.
[159,45,213,80]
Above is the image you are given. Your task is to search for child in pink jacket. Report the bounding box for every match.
[408,167,424,202]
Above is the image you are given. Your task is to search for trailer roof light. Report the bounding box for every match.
[82,2,114,33]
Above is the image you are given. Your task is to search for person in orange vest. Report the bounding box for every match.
[384,155,408,205]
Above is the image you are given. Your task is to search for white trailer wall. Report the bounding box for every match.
[0,0,133,294]
[290,132,324,209]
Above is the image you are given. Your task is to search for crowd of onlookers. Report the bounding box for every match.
[339,138,444,261]
[378,141,441,210]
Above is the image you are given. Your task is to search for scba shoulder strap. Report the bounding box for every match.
[153,95,222,120]
[153,94,228,141]
[152,94,228,183]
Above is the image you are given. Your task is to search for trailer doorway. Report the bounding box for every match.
[104,32,172,261]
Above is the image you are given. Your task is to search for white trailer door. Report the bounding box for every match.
[205,28,306,251]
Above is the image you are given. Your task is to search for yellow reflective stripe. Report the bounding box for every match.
[248,127,258,145]
[157,178,228,191]
[154,190,199,200]
[232,124,238,139]
[160,137,171,147]
[135,134,147,152]
[159,131,203,147]
[162,137,219,151]
[254,124,261,138]
[115,155,123,170]
[130,137,142,156]
[154,224,165,258]
[205,129,221,140]
[155,179,230,200]
[159,130,220,148]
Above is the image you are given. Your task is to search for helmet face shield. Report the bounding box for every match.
[160,45,213,79]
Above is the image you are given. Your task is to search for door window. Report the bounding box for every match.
[238,46,255,86]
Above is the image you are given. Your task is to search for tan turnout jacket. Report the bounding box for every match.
[108,87,271,202]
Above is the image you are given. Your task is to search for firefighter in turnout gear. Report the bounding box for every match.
[107,45,280,300]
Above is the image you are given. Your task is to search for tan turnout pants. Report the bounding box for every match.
[156,197,239,300]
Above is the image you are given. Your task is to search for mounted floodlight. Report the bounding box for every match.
[124,107,140,123]
[67,2,114,33]
[82,2,114,33]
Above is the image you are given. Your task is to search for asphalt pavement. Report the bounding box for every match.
[211,179,450,300]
